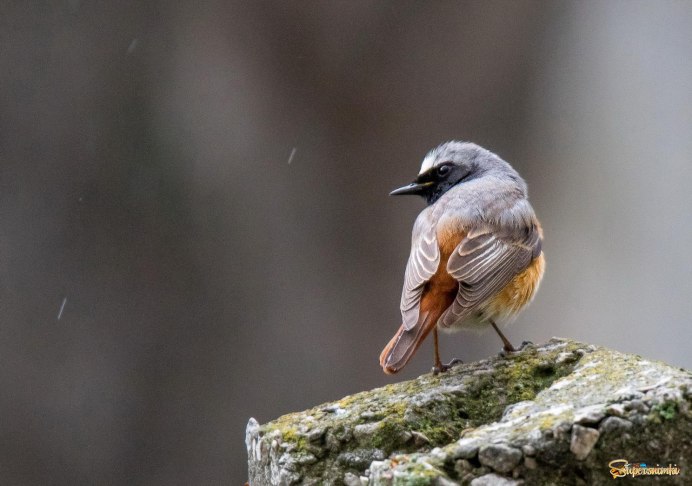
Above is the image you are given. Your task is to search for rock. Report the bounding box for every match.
[477,444,523,473]
[569,425,599,460]
[337,449,385,469]
[342,472,364,486]
[452,438,480,459]
[573,404,606,425]
[247,338,692,485]
[470,473,522,485]
[411,430,432,447]
[599,416,632,434]
[353,422,381,444]
[605,403,626,417]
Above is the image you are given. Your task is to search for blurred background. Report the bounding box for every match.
[2,1,692,484]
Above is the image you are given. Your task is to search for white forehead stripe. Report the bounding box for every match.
[419,141,473,175]
[419,147,440,174]
[419,154,436,174]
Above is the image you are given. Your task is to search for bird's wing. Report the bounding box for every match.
[439,225,542,327]
[400,214,440,330]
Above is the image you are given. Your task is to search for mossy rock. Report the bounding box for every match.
[246,338,691,485]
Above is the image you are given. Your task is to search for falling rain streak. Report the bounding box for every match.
[57,297,67,320]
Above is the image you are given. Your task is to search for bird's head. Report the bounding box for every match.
[390,141,518,205]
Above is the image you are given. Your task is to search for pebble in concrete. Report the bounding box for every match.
[570,425,600,460]
[478,444,523,474]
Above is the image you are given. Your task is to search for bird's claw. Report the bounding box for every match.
[432,358,463,375]
[498,340,534,357]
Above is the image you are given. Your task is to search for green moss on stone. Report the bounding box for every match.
[248,339,692,485]
[251,340,590,484]
[651,401,678,422]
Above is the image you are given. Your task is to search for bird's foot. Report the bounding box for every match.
[498,340,534,357]
[432,358,463,375]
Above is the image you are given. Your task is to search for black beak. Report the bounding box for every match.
[389,181,433,196]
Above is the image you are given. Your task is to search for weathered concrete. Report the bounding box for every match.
[246,338,691,485]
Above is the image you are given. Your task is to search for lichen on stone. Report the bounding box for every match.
[247,338,692,485]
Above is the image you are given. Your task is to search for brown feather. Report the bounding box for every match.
[379,225,463,373]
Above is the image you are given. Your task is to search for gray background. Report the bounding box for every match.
[2,1,691,484]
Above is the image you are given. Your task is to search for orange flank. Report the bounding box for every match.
[379,225,464,374]
[484,252,544,319]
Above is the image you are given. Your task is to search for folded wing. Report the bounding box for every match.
[400,215,440,330]
[439,225,542,327]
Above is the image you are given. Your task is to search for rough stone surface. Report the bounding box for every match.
[246,338,691,485]
[470,473,522,486]
[570,425,600,460]
[477,444,522,473]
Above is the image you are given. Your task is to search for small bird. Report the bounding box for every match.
[380,141,545,375]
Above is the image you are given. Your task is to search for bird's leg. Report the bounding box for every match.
[433,327,443,372]
[490,319,516,354]
[491,320,534,355]
[432,327,463,375]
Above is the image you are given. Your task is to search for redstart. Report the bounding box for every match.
[380,141,545,374]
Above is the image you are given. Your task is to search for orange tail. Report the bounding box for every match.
[379,311,438,374]
[380,282,458,374]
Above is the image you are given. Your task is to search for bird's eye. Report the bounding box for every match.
[437,164,451,177]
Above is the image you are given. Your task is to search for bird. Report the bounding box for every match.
[379,141,545,375]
